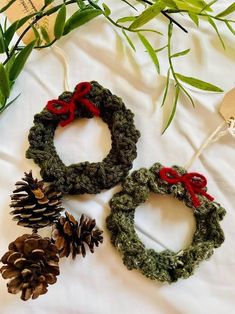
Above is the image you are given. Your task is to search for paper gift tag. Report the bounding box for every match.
[220,88,235,122]
[2,0,56,44]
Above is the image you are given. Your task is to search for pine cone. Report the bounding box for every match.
[52,211,103,259]
[10,171,64,229]
[0,234,60,301]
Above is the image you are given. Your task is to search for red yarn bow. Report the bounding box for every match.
[159,167,214,207]
[47,82,100,127]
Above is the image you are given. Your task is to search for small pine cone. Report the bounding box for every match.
[52,211,103,259]
[10,171,64,229]
[0,234,60,301]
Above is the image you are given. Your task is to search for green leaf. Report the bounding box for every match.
[138,33,160,74]
[162,85,180,134]
[207,17,225,49]
[155,44,168,53]
[200,0,218,13]
[0,93,21,114]
[86,1,100,10]
[186,0,212,11]
[216,3,235,18]
[117,16,136,23]
[102,3,111,16]
[175,73,223,92]
[188,12,199,26]
[40,27,50,44]
[0,0,16,13]
[179,84,195,107]
[4,21,19,47]
[32,26,42,46]
[168,21,173,39]
[4,17,8,32]
[76,0,86,9]
[5,51,16,75]
[171,48,190,58]
[137,28,162,35]
[63,9,102,35]
[44,0,54,5]
[9,40,36,81]
[163,0,178,10]
[130,1,166,29]
[0,92,5,108]
[173,0,204,12]
[54,4,66,39]
[122,29,136,51]
[225,21,235,36]
[0,63,10,99]
[0,25,6,53]
[42,5,59,16]
[161,68,170,107]
[16,13,38,29]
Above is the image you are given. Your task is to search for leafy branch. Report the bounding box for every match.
[161,22,222,133]
[0,0,102,112]
[0,0,234,131]
[96,0,234,131]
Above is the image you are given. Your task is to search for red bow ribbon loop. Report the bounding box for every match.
[159,167,214,207]
[47,82,100,127]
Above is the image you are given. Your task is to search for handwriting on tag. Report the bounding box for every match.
[220,88,235,122]
[2,0,56,44]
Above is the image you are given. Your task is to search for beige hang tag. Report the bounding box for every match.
[220,87,235,122]
[2,0,56,44]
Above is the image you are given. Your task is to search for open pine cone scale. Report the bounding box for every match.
[0,234,60,301]
[52,212,103,259]
[1,171,104,301]
[10,172,64,229]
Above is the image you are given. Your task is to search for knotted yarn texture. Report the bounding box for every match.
[26,81,140,195]
[107,163,225,283]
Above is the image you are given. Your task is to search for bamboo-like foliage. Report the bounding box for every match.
[0,0,234,130]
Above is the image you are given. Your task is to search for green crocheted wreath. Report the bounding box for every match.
[26,81,140,195]
[106,163,226,283]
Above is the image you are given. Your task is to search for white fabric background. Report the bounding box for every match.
[0,1,235,313]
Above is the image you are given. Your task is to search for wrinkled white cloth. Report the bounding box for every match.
[0,1,235,313]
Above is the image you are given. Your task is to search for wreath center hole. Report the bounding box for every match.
[135,194,196,252]
[54,117,112,165]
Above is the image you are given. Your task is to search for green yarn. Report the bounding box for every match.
[26,81,140,195]
[106,163,226,283]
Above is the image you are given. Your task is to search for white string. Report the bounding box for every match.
[184,118,235,170]
[212,118,235,142]
[51,45,70,91]
[128,119,235,251]
[49,45,235,250]
[49,44,171,250]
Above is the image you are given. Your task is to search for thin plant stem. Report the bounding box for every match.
[161,11,188,33]
[165,9,235,23]
[137,0,188,32]
[3,0,77,65]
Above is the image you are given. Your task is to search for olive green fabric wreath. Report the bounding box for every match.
[26,81,140,195]
[106,163,226,283]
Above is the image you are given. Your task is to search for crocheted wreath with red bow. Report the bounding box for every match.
[106,163,225,283]
[26,81,140,195]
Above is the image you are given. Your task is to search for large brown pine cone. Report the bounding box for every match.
[10,171,64,229]
[52,211,103,259]
[0,234,60,301]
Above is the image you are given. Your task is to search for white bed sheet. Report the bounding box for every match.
[0,1,235,313]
